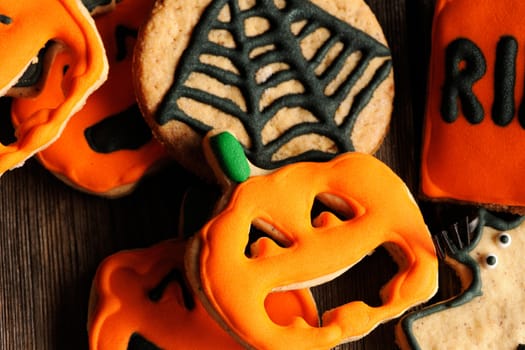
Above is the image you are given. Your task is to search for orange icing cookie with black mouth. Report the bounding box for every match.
[88,239,319,350]
[11,0,168,198]
[421,0,525,213]
[0,0,108,175]
[185,131,438,350]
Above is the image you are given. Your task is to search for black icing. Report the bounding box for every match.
[441,38,486,124]
[127,333,162,350]
[147,268,195,311]
[0,15,12,25]
[13,44,49,88]
[156,0,392,169]
[493,36,517,126]
[0,98,16,145]
[81,0,114,13]
[84,104,152,153]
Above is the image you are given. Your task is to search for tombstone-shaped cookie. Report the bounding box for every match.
[421,0,525,213]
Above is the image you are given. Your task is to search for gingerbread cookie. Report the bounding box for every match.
[421,0,525,213]
[11,0,168,198]
[88,239,319,349]
[134,0,394,180]
[396,208,525,349]
[0,0,108,175]
[185,131,438,349]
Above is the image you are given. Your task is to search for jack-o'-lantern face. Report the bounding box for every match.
[88,239,319,349]
[11,0,167,197]
[0,0,107,174]
[190,150,438,350]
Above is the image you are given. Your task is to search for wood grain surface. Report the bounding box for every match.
[0,0,466,349]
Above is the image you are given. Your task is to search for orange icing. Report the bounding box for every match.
[421,0,525,207]
[194,152,438,349]
[0,0,108,174]
[89,239,319,349]
[11,0,167,196]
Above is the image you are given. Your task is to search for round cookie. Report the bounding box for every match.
[88,239,319,349]
[0,0,108,175]
[134,0,394,180]
[185,131,438,349]
[11,0,168,198]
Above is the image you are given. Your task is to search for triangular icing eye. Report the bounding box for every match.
[245,219,292,258]
[0,14,12,25]
[311,193,356,227]
[127,333,162,350]
[147,268,195,310]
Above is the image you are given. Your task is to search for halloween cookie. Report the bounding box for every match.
[421,0,525,213]
[5,0,115,98]
[185,131,438,349]
[11,0,168,198]
[396,209,525,349]
[134,0,394,180]
[0,0,108,175]
[88,239,319,349]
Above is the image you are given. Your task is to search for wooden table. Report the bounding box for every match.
[0,0,463,349]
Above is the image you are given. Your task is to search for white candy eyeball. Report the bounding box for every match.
[497,232,512,248]
[484,254,498,269]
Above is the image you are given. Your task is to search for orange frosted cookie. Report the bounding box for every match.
[88,239,319,349]
[11,0,168,198]
[134,0,394,181]
[0,0,108,175]
[185,131,438,350]
[421,0,525,213]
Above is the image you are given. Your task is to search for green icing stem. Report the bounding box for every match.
[209,132,250,183]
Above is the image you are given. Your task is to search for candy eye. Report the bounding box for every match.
[484,254,498,268]
[497,232,512,248]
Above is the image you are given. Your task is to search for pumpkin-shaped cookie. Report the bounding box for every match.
[11,0,167,197]
[88,239,319,349]
[185,132,438,350]
[0,0,107,175]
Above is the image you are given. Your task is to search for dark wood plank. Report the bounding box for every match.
[0,0,457,349]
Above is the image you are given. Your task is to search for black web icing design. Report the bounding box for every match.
[157,0,392,169]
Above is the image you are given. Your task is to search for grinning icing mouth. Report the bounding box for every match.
[0,14,12,25]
